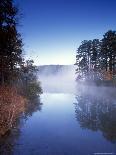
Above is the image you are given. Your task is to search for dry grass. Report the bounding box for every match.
[0,86,26,136]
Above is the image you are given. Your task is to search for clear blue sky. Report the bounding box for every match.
[16,0,116,65]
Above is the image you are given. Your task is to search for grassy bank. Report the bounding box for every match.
[0,86,26,136]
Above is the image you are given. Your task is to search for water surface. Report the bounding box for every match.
[11,91,116,155]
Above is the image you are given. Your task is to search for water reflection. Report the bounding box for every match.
[24,95,42,118]
[0,118,22,155]
[0,87,42,154]
[74,88,116,143]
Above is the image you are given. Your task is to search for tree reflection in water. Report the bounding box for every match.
[24,94,43,118]
[0,87,42,154]
[0,118,22,155]
[74,88,116,143]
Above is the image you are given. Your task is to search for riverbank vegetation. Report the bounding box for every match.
[0,0,42,136]
[75,30,116,86]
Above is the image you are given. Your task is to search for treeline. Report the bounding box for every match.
[0,0,42,136]
[0,0,42,91]
[75,30,116,85]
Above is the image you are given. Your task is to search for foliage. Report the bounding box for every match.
[20,59,42,98]
[0,86,26,136]
[75,30,116,85]
[0,0,23,84]
[19,59,43,117]
[0,1,43,136]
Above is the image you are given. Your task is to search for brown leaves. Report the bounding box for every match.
[0,86,26,136]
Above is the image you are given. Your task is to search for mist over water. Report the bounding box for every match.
[38,65,77,93]
[38,65,116,101]
[1,66,115,155]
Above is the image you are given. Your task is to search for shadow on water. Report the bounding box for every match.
[24,95,43,119]
[0,60,43,154]
[74,86,116,143]
[0,118,23,155]
[0,88,42,155]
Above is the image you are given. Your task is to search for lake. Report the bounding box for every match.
[1,85,116,155]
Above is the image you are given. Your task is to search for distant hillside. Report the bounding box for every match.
[38,65,75,76]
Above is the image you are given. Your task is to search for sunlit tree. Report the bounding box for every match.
[75,30,116,83]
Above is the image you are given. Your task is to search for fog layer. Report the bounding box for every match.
[38,65,116,101]
[38,65,76,93]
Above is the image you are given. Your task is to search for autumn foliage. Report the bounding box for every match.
[0,86,26,136]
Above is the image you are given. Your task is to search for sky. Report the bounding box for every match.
[15,0,116,65]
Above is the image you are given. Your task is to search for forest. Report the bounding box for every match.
[0,0,42,136]
[75,31,116,86]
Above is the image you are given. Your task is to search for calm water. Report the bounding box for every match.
[1,89,116,155]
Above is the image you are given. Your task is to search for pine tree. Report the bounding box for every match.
[101,30,116,76]
[0,0,23,84]
[76,40,92,80]
[76,39,101,81]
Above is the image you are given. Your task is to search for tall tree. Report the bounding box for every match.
[0,0,23,84]
[101,30,116,75]
[75,30,116,83]
[76,39,102,81]
[91,39,101,71]
[76,40,91,79]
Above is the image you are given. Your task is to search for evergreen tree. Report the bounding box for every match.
[76,40,91,79]
[91,39,102,80]
[101,30,116,76]
[75,31,116,83]
[0,0,23,84]
[76,40,97,80]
